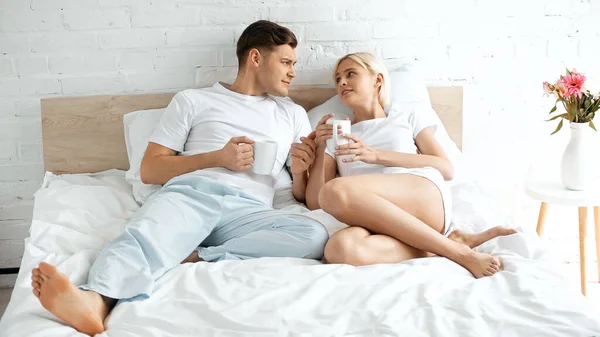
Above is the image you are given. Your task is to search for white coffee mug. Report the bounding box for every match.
[333,120,351,147]
[252,141,278,175]
[325,119,351,154]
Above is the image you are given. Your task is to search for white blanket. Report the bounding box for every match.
[1,170,599,337]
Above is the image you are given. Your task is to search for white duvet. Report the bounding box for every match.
[1,170,599,337]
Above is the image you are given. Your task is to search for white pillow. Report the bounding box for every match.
[123,108,165,205]
[306,64,466,184]
[307,64,432,128]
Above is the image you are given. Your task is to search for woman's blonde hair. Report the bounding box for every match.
[333,52,391,108]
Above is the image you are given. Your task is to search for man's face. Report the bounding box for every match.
[257,44,297,97]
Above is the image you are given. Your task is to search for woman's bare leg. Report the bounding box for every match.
[325,226,517,266]
[319,174,503,278]
[325,226,427,265]
[448,227,517,249]
[31,262,116,336]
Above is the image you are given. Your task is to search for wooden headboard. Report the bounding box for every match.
[41,86,463,174]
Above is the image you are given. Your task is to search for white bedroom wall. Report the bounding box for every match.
[0,0,599,269]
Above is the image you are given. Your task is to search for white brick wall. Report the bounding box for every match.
[63,9,130,30]
[1,0,600,269]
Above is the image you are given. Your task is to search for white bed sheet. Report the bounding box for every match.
[1,170,599,337]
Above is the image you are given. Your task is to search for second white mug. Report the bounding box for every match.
[251,140,277,175]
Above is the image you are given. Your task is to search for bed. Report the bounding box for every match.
[1,86,599,337]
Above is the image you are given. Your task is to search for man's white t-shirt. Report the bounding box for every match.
[325,104,438,178]
[150,82,311,207]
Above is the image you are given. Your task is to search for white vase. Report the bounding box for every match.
[560,122,595,191]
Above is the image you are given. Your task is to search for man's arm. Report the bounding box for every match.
[291,170,308,203]
[140,136,255,185]
[289,132,317,203]
[140,143,220,185]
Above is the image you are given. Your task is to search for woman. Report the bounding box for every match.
[305,53,515,278]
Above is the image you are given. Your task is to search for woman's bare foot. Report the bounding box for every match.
[181,250,203,264]
[453,247,503,278]
[31,262,111,336]
[448,226,517,249]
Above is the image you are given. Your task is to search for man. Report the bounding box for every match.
[29,20,327,336]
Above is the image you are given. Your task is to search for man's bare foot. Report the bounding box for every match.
[181,250,203,264]
[454,247,503,278]
[448,226,517,249]
[31,262,110,336]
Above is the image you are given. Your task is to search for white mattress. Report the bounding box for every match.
[1,170,599,337]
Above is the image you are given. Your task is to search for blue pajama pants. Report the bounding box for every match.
[80,174,329,301]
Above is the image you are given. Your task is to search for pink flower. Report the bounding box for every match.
[557,72,586,98]
[543,81,554,95]
[555,84,567,97]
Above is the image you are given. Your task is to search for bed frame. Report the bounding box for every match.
[40,85,463,174]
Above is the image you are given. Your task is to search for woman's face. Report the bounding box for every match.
[334,58,379,108]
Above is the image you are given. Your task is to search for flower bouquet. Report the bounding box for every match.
[543,69,599,190]
[543,69,599,135]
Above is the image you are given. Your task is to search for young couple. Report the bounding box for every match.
[30,20,515,335]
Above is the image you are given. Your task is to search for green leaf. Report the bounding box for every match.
[567,109,573,121]
[589,99,600,113]
[549,98,561,114]
[584,100,593,113]
[546,113,568,121]
[590,120,597,131]
[551,119,564,135]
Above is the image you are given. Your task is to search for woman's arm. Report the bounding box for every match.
[376,127,454,180]
[306,147,338,210]
[305,113,340,210]
[335,127,454,181]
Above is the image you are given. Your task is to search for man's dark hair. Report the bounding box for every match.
[236,20,297,68]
